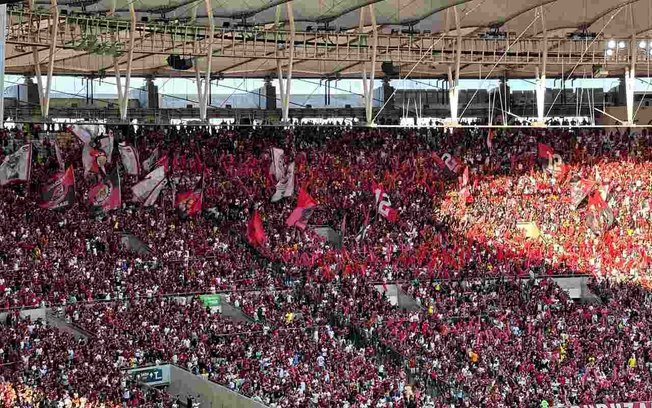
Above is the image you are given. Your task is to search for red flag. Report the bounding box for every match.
[286,188,317,229]
[486,130,494,151]
[176,189,203,217]
[247,210,267,246]
[537,143,554,159]
[372,181,399,222]
[82,144,107,174]
[38,166,75,210]
[588,190,607,211]
[89,167,121,213]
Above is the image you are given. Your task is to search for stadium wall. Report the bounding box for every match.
[167,365,268,408]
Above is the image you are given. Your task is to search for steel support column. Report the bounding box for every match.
[534,6,547,126]
[117,4,137,121]
[625,67,635,125]
[280,1,295,124]
[194,0,215,122]
[361,5,377,125]
[447,6,461,126]
[32,0,58,119]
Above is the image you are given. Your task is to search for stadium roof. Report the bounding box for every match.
[6,0,652,79]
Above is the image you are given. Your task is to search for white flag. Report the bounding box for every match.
[269,147,285,181]
[271,161,295,202]
[0,144,32,186]
[142,148,159,173]
[132,166,166,206]
[118,142,140,176]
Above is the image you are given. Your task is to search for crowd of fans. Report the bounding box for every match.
[1,124,652,407]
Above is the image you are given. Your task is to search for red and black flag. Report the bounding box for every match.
[39,166,75,210]
[89,168,122,214]
[286,188,317,230]
[176,189,203,217]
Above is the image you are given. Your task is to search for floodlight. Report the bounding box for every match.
[618,41,626,49]
[607,39,616,49]
[640,40,647,49]
[606,49,614,56]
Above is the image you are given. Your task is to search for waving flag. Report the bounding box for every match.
[433,152,463,176]
[587,191,614,235]
[570,178,594,210]
[118,142,140,176]
[71,124,99,145]
[372,181,398,222]
[176,189,203,217]
[98,132,114,163]
[441,153,463,175]
[271,162,295,202]
[247,210,267,246]
[120,232,152,256]
[0,144,32,186]
[54,139,65,170]
[269,147,285,181]
[142,148,160,173]
[89,168,121,214]
[286,188,317,229]
[82,144,108,174]
[313,226,342,248]
[537,143,554,160]
[132,166,166,206]
[38,166,75,210]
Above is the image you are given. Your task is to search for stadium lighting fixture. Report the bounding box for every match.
[649,49,652,55]
[618,41,626,49]
[606,49,614,56]
[640,40,647,49]
[607,39,616,49]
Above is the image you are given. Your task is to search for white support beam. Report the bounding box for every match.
[534,6,547,127]
[192,0,215,122]
[32,0,59,119]
[364,4,378,125]
[447,6,461,126]
[281,1,295,123]
[625,66,635,125]
[118,4,136,121]
[276,60,285,113]
[359,7,368,115]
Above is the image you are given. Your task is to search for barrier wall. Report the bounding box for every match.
[167,365,268,408]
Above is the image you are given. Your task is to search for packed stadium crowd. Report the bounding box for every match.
[1,123,652,407]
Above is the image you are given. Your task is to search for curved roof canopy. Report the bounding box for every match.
[7,0,652,79]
